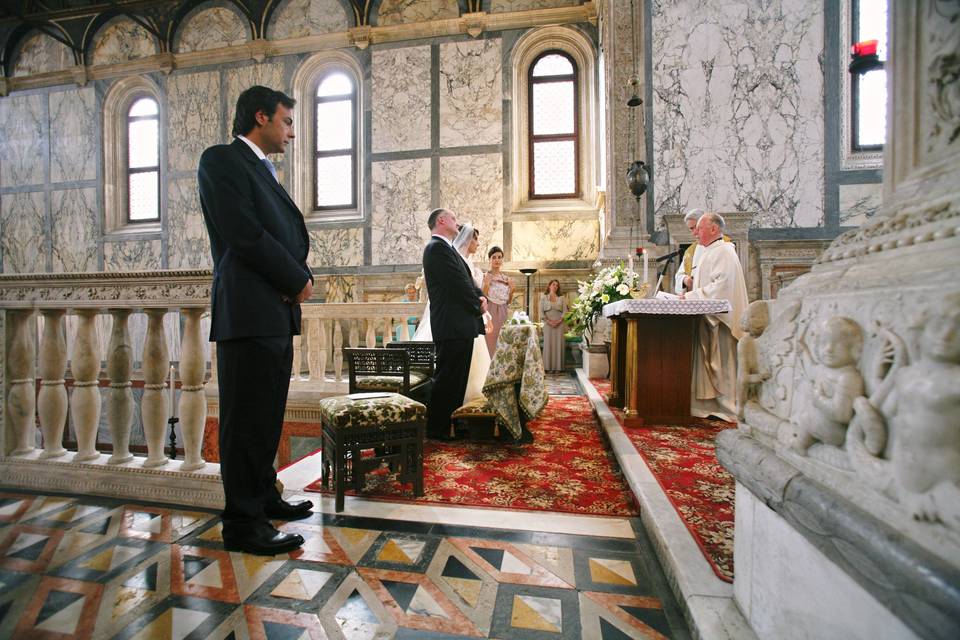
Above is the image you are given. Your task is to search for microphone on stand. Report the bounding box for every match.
[655,249,682,263]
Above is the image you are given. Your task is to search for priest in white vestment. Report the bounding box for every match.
[681,212,748,422]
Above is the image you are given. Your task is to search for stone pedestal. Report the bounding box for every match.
[579,343,608,379]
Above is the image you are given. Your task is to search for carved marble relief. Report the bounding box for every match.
[167,71,222,172]
[0,93,45,188]
[308,227,364,267]
[512,219,600,261]
[438,154,503,255]
[920,1,960,163]
[177,6,249,53]
[104,240,163,272]
[372,46,431,152]
[12,32,73,77]
[370,158,432,265]
[376,0,459,26]
[651,0,824,229]
[49,88,96,183]
[223,63,286,125]
[51,188,98,273]
[839,183,883,227]
[490,0,576,11]
[0,191,46,274]
[167,178,212,269]
[439,39,502,148]
[90,19,158,66]
[268,0,350,39]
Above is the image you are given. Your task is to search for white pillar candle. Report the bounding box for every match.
[168,365,176,419]
[642,248,649,284]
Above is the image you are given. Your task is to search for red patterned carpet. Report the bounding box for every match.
[588,379,736,582]
[303,395,640,517]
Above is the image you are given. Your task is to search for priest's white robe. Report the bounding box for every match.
[684,240,748,422]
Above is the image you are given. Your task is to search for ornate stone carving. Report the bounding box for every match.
[737,300,770,421]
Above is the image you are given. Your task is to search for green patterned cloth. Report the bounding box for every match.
[482,324,548,439]
[318,393,426,431]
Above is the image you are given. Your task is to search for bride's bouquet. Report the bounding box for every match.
[564,262,638,337]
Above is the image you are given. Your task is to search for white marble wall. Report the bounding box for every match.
[377,0,459,26]
[104,240,163,271]
[371,159,432,265]
[177,6,250,53]
[439,39,502,147]
[167,71,223,173]
[309,228,364,267]
[651,0,824,228]
[12,32,73,77]
[0,192,46,273]
[0,93,45,188]
[167,178,212,269]
[51,188,98,272]
[49,88,96,183]
[223,63,286,127]
[838,183,883,227]
[439,154,504,255]
[512,219,599,261]
[372,46,432,152]
[90,19,158,66]
[268,0,350,39]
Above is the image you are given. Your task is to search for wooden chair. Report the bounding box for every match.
[385,341,436,377]
[344,347,430,400]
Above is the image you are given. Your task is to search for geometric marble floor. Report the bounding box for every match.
[0,490,690,638]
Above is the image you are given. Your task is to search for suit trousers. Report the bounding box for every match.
[216,335,293,535]
[428,338,474,437]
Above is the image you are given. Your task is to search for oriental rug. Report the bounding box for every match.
[588,378,735,582]
[303,395,640,517]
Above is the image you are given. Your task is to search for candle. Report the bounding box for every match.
[853,39,878,57]
[642,247,649,285]
[627,254,634,276]
[168,365,176,419]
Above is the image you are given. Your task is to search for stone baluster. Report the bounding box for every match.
[6,309,37,455]
[208,342,217,385]
[365,319,376,347]
[349,320,359,348]
[307,318,321,381]
[317,319,328,381]
[333,321,344,381]
[38,309,68,459]
[71,309,101,462]
[106,308,134,464]
[141,308,169,467]
[178,308,206,472]
[291,334,303,380]
[399,315,412,341]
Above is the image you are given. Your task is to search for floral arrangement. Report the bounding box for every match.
[507,310,533,325]
[563,262,638,336]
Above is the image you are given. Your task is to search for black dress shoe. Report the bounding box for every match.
[223,525,304,556]
[264,499,314,521]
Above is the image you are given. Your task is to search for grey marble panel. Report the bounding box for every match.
[268,0,350,39]
[370,158,432,265]
[490,0,576,11]
[51,188,98,273]
[308,227,364,267]
[223,63,287,127]
[511,219,599,261]
[372,46,431,153]
[839,183,883,227]
[177,6,249,53]
[49,88,96,183]
[167,177,212,269]
[438,154,503,255]
[439,39,502,148]
[104,239,163,272]
[651,0,824,229]
[0,93,45,188]
[0,191,46,274]
[90,19,158,66]
[12,32,73,77]
[377,0,459,26]
[167,71,223,172]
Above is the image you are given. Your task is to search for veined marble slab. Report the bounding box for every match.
[372,46,431,153]
[167,71,223,173]
[223,63,286,127]
[49,88,96,183]
[104,240,163,272]
[839,183,883,227]
[0,191,46,274]
[370,158,432,265]
[376,0,458,26]
[177,6,249,53]
[51,189,98,273]
[12,32,73,77]
[167,177,212,270]
[90,19,158,66]
[439,39,502,148]
[308,227,364,267]
[438,154,503,255]
[512,219,599,261]
[267,0,350,39]
[0,93,44,188]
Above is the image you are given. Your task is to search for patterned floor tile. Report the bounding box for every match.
[246,560,351,614]
[244,604,328,639]
[280,522,353,565]
[0,495,34,523]
[50,537,162,584]
[0,525,64,573]
[13,575,103,638]
[110,595,238,640]
[171,544,240,603]
[93,549,172,638]
[447,538,573,589]
[579,591,672,639]
[424,540,498,636]
[319,571,398,639]
[573,548,653,596]
[489,583,581,639]
[359,532,439,573]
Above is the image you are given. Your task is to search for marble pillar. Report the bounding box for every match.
[106,308,134,464]
[38,310,68,459]
[141,309,170,467]
[177,308,206,472]
[71,310,101,462]
[6,310,37,456]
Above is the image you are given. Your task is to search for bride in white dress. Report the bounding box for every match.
[412,223,491,404]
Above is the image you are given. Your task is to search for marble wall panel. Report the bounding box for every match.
[372,46,431,152]
[167,177,212,269]
[511,219,599,261]
[839,183,883,227]
[438,154,503,256]
[49,88,96,183]
[223,62,287,127]
[104,240,163,271]
[439,39,502,147]
[651,0,824,229]
[370,158,432,265]
[0,93,45,188]
[167,71,222,172]
[377,0,459,26]
[0,192,46,274]
[268,0,351,39]
[177,7,249,53]
[51,188,98,272]
[12,32,74,77]
[90,19,158,66]
[490,0,576,11]
[308,227,364,267]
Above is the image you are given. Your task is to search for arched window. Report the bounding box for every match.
[850,0,887,151]
[126,97,160,222]
[528,51,579,199]
[314,71,356,210]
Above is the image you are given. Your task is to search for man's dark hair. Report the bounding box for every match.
[232,86,296,137]
[427,208,447,230]
[488,245,503,258]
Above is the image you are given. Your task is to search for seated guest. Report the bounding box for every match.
[539,279,568,373]
[681,212,748,422]
[483,246,513,357]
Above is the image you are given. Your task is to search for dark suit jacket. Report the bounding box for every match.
[422,236,484,342]
[198,139,312,341]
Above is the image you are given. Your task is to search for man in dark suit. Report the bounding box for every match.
[198,86,314,555]
[422,208,487,439]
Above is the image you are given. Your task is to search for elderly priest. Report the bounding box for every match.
[681,212,748,422]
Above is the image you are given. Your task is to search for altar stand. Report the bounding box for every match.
[603,298,731,426]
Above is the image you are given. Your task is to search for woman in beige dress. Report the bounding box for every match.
[483,246,513,357]
[539,279,567,373]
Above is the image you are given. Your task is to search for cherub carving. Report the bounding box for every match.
[737,300,770,421]
[781,316,865,454]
